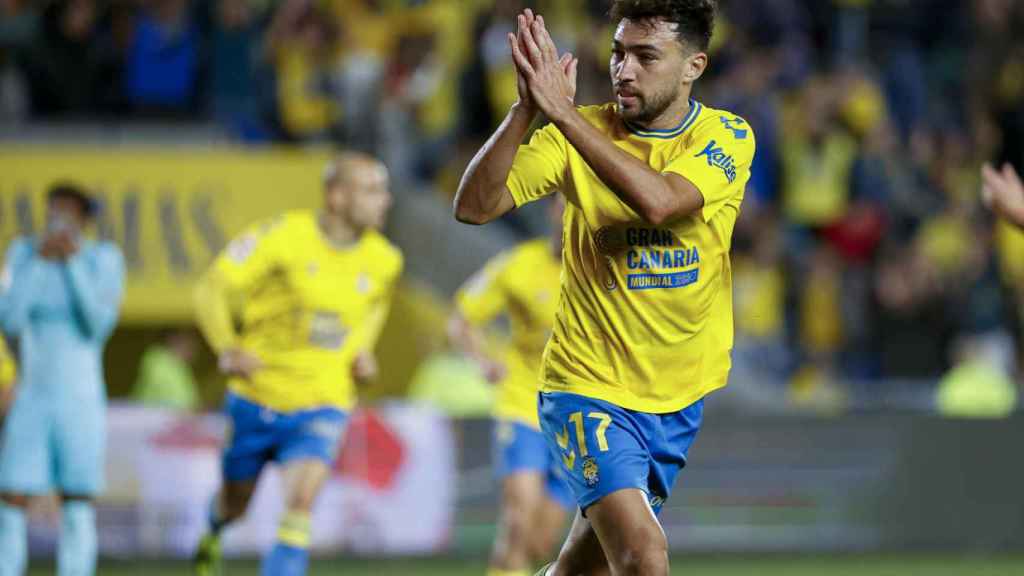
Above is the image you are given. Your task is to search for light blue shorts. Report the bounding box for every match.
[0,386,106,496]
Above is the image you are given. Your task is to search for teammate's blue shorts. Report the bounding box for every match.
[494,419,574,509]
[0,386,105,496]
[539,392,704,514]
[222,393,348,483]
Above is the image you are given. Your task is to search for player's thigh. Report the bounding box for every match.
[500,470,545,518]
[530,489,571,560]
[539,392,651,511]
[275,406,347,509]
[279,458,332,511]
[586,488,667,575]
[550,510,610,576]
[222,395,277,484]
[52,399,105,496]
[0,394,53,495]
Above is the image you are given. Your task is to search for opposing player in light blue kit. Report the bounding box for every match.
[0,183,126,576]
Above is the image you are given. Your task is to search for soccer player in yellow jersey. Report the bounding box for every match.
[0,339,13,420]
[191,152,402,576]
[450,198,571,576]
[454,1,754,574]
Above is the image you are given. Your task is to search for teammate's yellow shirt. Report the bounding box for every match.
[0,338,15,389]
[195,211,403,412]
[455,238,561,427]
[506,101,755,413]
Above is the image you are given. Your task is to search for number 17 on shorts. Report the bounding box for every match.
[538,392,704,514]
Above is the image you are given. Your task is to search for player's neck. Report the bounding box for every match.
[318,212,359,248]
[632,94,694,132]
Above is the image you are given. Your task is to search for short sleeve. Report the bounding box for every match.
[455,250,514,326]
[506,122,568,207]
[663,114,756,222]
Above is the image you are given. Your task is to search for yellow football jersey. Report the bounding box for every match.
[195,210,403,412]
[455,238,562,427]
[0,338,15,389]
[506,101,755,413]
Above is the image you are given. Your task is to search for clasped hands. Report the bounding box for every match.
[507,8,578,123]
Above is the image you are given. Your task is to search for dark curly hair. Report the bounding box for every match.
[610,0,717,52]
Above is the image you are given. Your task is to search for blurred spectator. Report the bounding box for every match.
[732,213,789,380]
[132,328,201,412]
[209,0,266,140]
[124,0,201,115]
[0,0,34,122]
[380,29,442,182]
[266,0,341,140]
[18,0,101,117]
[781,76,858,229]
[478,0,522,125]
[0,337,14,420]
[871,244,955,381]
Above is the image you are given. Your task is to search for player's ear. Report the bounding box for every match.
[682,51,708,84]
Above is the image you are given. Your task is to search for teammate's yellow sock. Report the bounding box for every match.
[486,569,530,576]
[265,511,311,576]
[276,510,311,549]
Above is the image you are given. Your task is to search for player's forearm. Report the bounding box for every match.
[993,196,1024,229]
[349,302,390,354]
[64,253,124,340]
[454,104,535,225]
[555,109,702,225]
[193,271,238,354]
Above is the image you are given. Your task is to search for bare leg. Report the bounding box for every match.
[550,489,667,576]
[491,471,545,572]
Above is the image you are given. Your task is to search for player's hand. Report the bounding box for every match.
[218,348,263,379]
[509,11,577,123]
[478,358,507,384]
[352,351,379,386]
[38,232,76,261]
[982,162,1024,228]
[508,8,538,114]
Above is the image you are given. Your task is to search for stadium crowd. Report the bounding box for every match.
[1,0,1023,408]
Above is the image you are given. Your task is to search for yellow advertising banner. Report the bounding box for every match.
[0,146,332,323]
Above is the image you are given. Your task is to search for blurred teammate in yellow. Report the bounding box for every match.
[450,198,570,576]
[0,339,14,420]
[191,152,402,576]
[454,2,754,574]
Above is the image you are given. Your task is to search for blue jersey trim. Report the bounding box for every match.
[624,100,702,139]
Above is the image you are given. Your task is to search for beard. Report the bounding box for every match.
[619,82,681,125]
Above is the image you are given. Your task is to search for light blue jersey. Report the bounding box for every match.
[0,236,124,496]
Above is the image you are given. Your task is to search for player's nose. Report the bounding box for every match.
[614,70,636,87]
